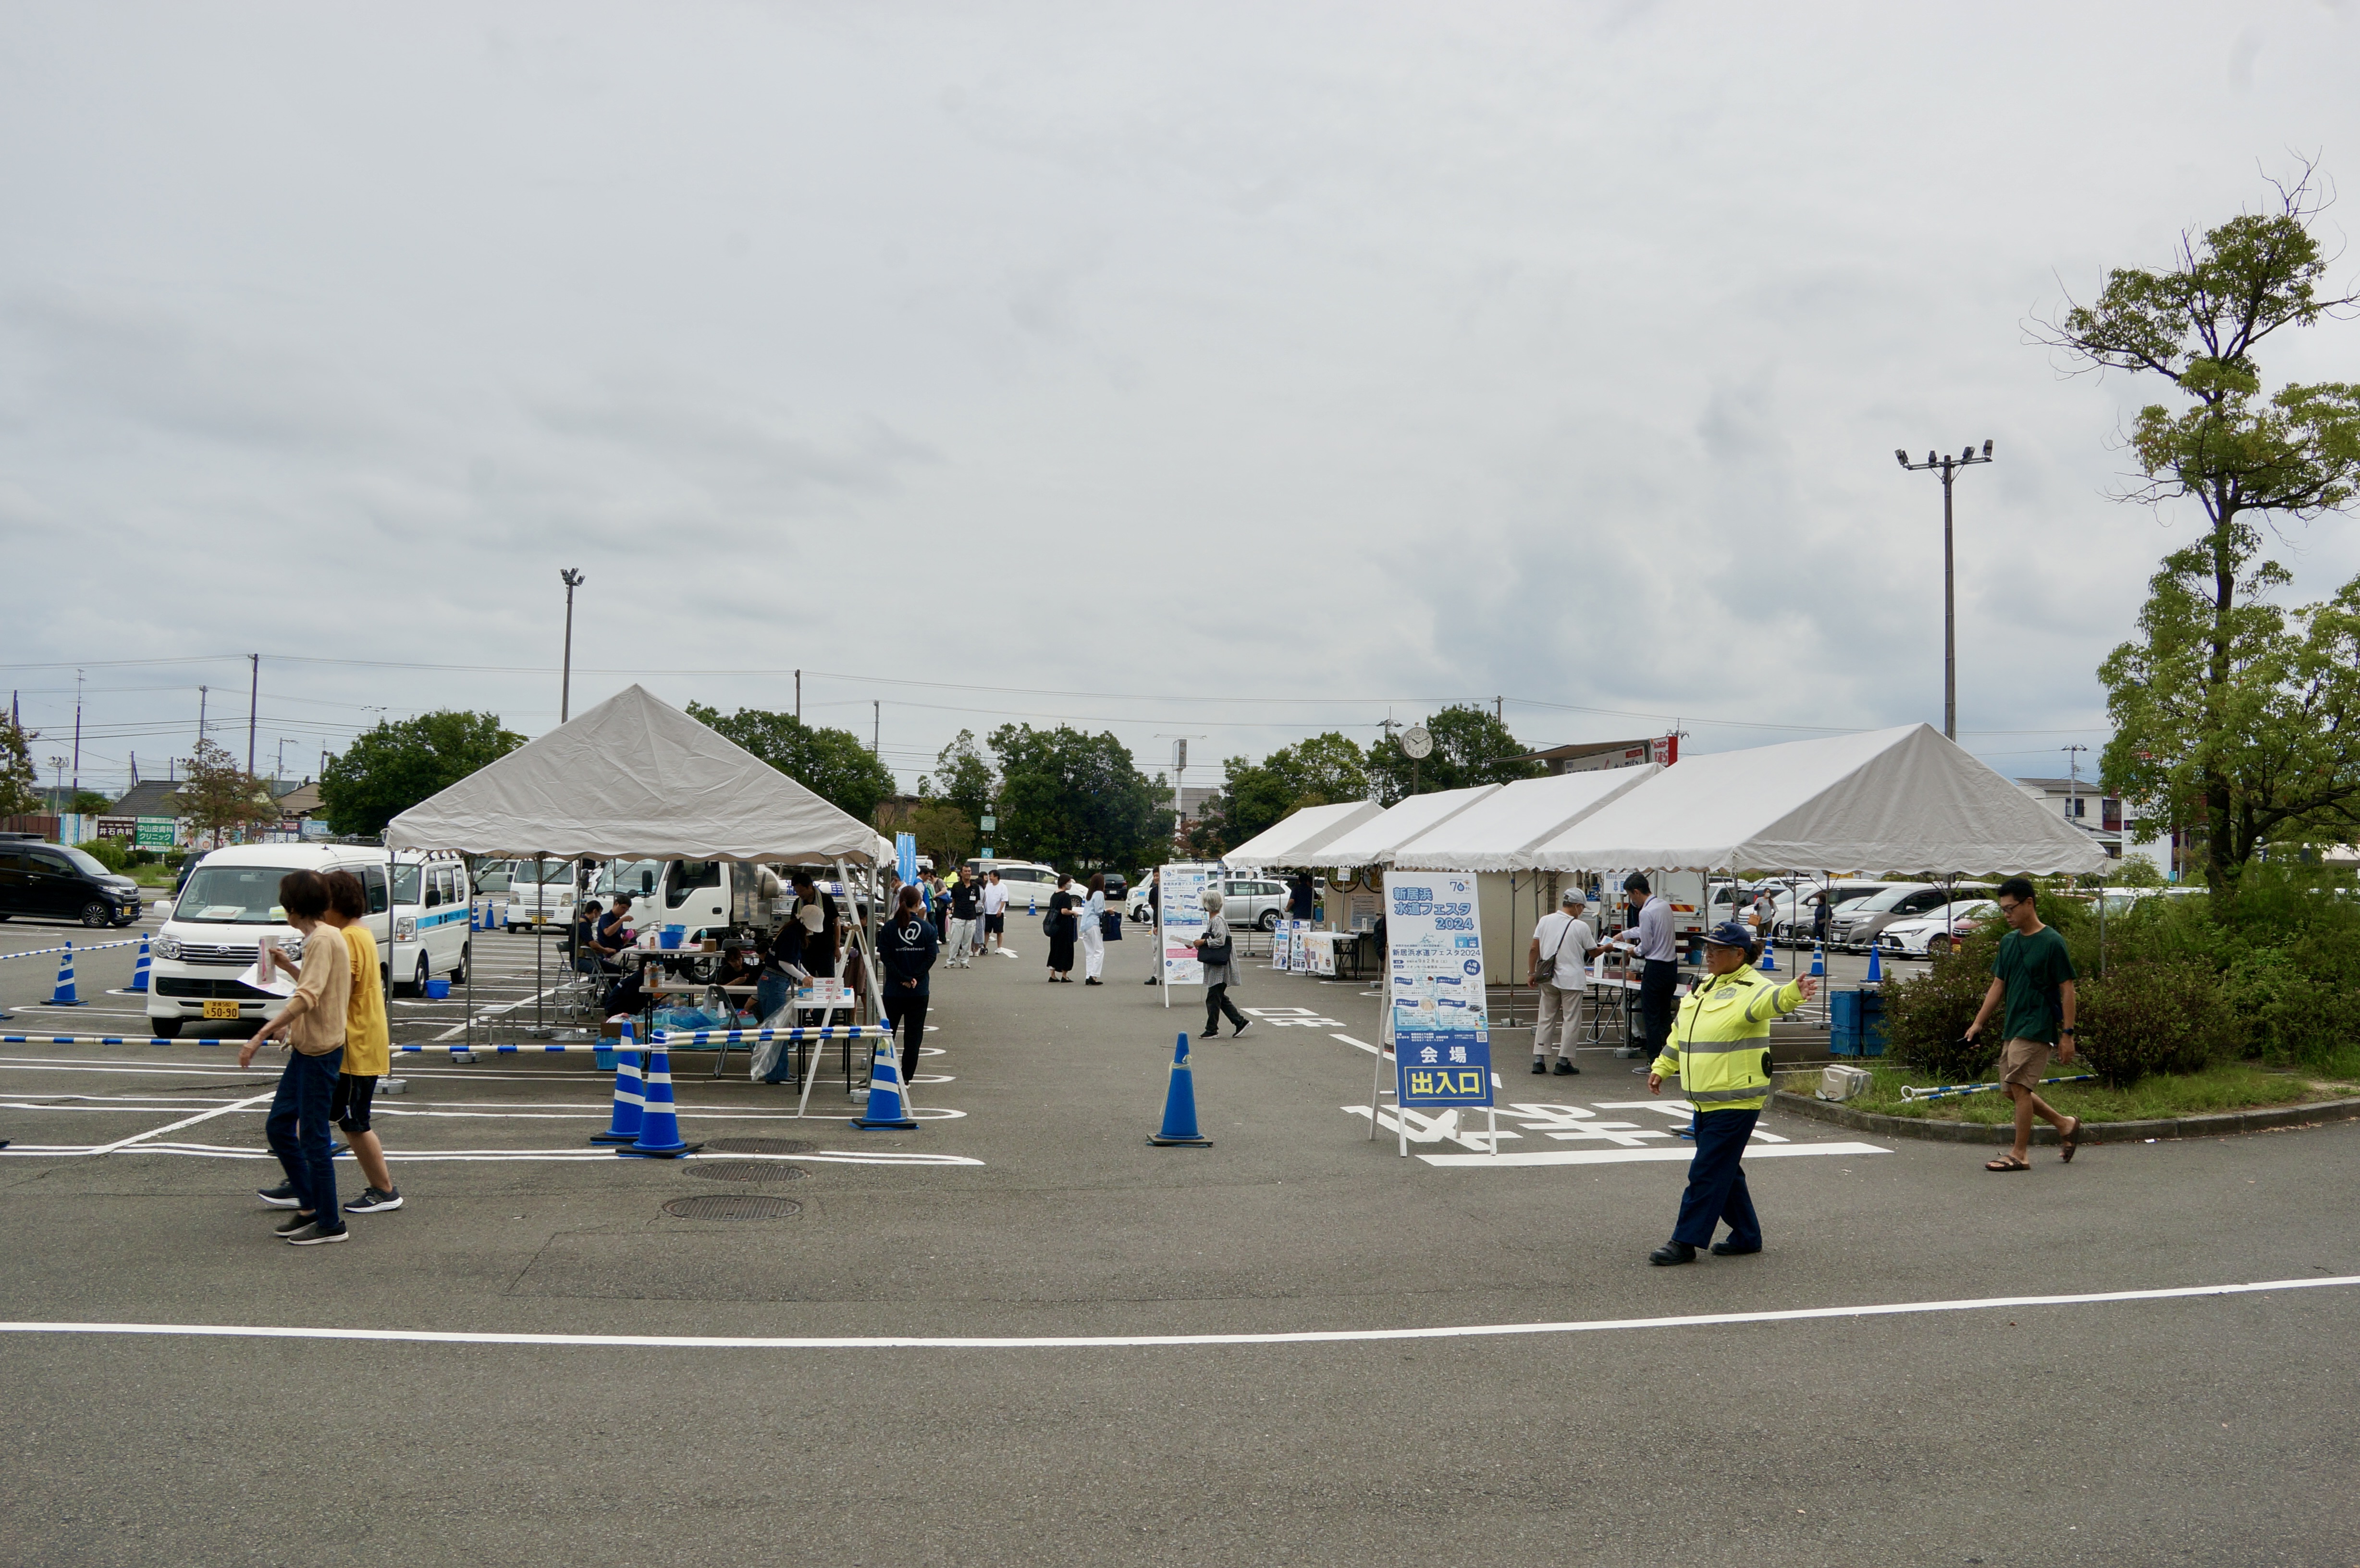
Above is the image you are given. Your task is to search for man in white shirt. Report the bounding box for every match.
[979,870,1009,954]
[1526,887,1596,1075]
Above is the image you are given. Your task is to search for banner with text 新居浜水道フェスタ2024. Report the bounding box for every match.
[1383,870,1491,1107]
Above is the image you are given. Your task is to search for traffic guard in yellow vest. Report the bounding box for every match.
[1646,920,1819,1265]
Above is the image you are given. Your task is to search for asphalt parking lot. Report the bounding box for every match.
[2,915,2355,1567]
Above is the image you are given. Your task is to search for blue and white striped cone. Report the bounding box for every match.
[1757,934,1777,973]
[1148,1031,1212,1147]
[48,943,84,1006]
[589,1024,645,1145]
[1865,945,1883,984]
[618,1046,699,1158]
[851,1037,918,1130]
[129,935,152,993]
[1808,943,1825,978]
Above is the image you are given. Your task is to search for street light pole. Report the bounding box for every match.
[558,568,585,722]
[1897,440,1994,741]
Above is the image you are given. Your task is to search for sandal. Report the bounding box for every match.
[1984,1154,2030,1172]
[2060,1117,2082,1163]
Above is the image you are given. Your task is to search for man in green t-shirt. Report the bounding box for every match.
[1965,877,2081,1171]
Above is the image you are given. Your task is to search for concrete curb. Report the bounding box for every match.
[1771,1090,2360,1146]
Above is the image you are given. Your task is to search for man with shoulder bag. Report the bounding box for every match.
[1527,887,1596,1076]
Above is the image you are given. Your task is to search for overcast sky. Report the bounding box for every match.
[5,1,2359,803]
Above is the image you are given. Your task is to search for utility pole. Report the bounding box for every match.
[795,670,801,723]
[72,668,83,805]
[873,700,880,755]
[1896,440,1995,741]
[246,653,259,775]
[197,686,209,748]
[2062,743,2089,826]
[1495,695,1503,724]
[558,568,585,722]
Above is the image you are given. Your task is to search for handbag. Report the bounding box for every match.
[1042,910,1058,937]
[1102,910,1123,941]
[1198,931,1232,968]
[1535,916,1577,985]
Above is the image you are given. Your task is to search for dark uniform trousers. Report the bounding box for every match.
[1671,1107,1762,1250]
[1638,958,1680,1054]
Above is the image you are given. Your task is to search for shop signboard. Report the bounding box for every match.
[1377,869,1495,1154]
[1157,861,1218,995]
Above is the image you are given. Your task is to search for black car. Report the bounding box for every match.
[0,837,144,926]
[1102,873,1128,903]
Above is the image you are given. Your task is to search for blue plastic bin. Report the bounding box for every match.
[658,925,686,950]
[1830,988,1886,1057]
[424,978,451,1000]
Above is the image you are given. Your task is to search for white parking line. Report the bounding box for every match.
[0,1275,2348,1349]
[89,1091,276,1156]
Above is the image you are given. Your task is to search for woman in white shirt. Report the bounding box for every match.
[1080,872,1109,985]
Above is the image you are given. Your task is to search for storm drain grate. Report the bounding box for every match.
[686,1160,809,1183]
[661,1195,802,1221]
[706,1137,819,1155]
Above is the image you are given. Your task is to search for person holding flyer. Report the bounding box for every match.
[1527,887,1595,1076]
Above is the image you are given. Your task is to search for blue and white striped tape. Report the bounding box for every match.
[0,940,144,962]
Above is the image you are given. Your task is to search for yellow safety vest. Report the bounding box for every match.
[1649,968,1804,1113]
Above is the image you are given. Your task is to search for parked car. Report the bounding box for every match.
[1128,878,1156,923]
[1876,899,2000,957]
[473,859,517,895]
[1217,875,1292,931]
[979,861,1063,912]
[148,845,472,1035]
[1770,882,1899,943]
[503,858,578,932]
[0,836,143,927]
[1102,872,1128,905]
[1829,882,1994,951]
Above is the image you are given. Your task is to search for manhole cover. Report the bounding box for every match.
[686,1160,809,1183]
[706,1137,818,1155]
[661,1195,802,1221]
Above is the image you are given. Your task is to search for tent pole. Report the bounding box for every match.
[531,856,548,1038]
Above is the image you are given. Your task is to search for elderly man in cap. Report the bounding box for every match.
[1526,885,1597,1075]
[1645,920,1817,1266]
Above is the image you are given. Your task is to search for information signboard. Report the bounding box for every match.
[1158,861,1217,994]
[1378,869,1491,1115]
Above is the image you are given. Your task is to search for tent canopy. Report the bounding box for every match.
[385,684,882,864]
[1526,723,2109,876]
[1390,765,1661,871]
[1222,799,1388,869]
[1315,784,1500,869]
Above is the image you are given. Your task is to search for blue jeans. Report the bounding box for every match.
[266,1045,345,1227]
[1671,1107,1760,1249]
[755,974,792,1020]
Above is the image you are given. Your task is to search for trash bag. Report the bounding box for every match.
[750,1000,798,1082]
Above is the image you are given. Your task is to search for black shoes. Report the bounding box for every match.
[1553,1060,1579,1076]
[1231,1020,1250,1039]
[283,1221,350,1246]
[1084,978,1102,986]
[1710,1240,1760,1256]
[257,1182,301,1209]
[1648,1242,1697,1266]
[1531,1058,1548,1074]
[273,1212,316,1237]
[344,1187,403,1214]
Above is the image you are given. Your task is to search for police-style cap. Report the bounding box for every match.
[1703,920,1755,947]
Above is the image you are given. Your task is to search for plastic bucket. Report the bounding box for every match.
[424,978,452,1000]
[659,926,686,950]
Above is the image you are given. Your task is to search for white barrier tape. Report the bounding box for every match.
[655,1027,883,1043]
[0,941,144,962]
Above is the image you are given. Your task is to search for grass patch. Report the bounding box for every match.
[131,866,178,887]
[1781,1060,2360,1126]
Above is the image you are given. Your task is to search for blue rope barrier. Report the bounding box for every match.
[0,940,145,962]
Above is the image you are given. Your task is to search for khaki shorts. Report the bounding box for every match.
[1999,1038,2053,1089]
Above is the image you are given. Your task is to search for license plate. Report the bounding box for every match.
[202,999,241,1020]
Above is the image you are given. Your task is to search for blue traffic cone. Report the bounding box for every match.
[619,1047,700,1157]
[129,935,152,993]
[1865,945,1883,984]
[49,943,83,1006]
[1148,1032,1212,1147]
[1757,934,1777,973]
[589,1026,645,1144]
[1028,892,1038,917]
[851,1037,919,1130]
[1809,942,1825,978]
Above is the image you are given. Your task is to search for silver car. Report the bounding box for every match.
[1217,876,1293,931]
[1830,883,1994,951]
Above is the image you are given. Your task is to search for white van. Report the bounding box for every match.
[148,845,473,1037]
[503,858,578,932]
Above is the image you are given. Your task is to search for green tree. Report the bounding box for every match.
[987,723,1171,872]
[1365,704,1545,803]
[909,799,976,868]
[181,738,278,844]
[319,711,527,837]
[924,729,996,822]
[70,790,111,814]
[2043,166,2360,898]
[686,703,896,825]
[1216,732,1372,846]
[2114,853,2167,889]
[0,715,39,817]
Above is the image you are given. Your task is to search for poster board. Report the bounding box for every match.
[1159,861,1217,996]
[1305,931,1338,977]
[1377,870,1493,1152]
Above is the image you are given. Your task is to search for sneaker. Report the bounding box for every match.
[1530,1058,1548,1074]
[1231,1020,1251,1039]
[257,1181,302,1209]
[283,1221,350,1246]
[344,1186,403,1214]
[273,1211,316,1236]
[1553,1059,1580,1076]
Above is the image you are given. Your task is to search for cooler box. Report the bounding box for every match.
[1830,988,1886,1057]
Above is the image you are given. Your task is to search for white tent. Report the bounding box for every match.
[1222,799,1388,869]
[1526,723,2109,875]
[385,684,881,864]
[1390,766,1661,871]
[1315,784,1501,868]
